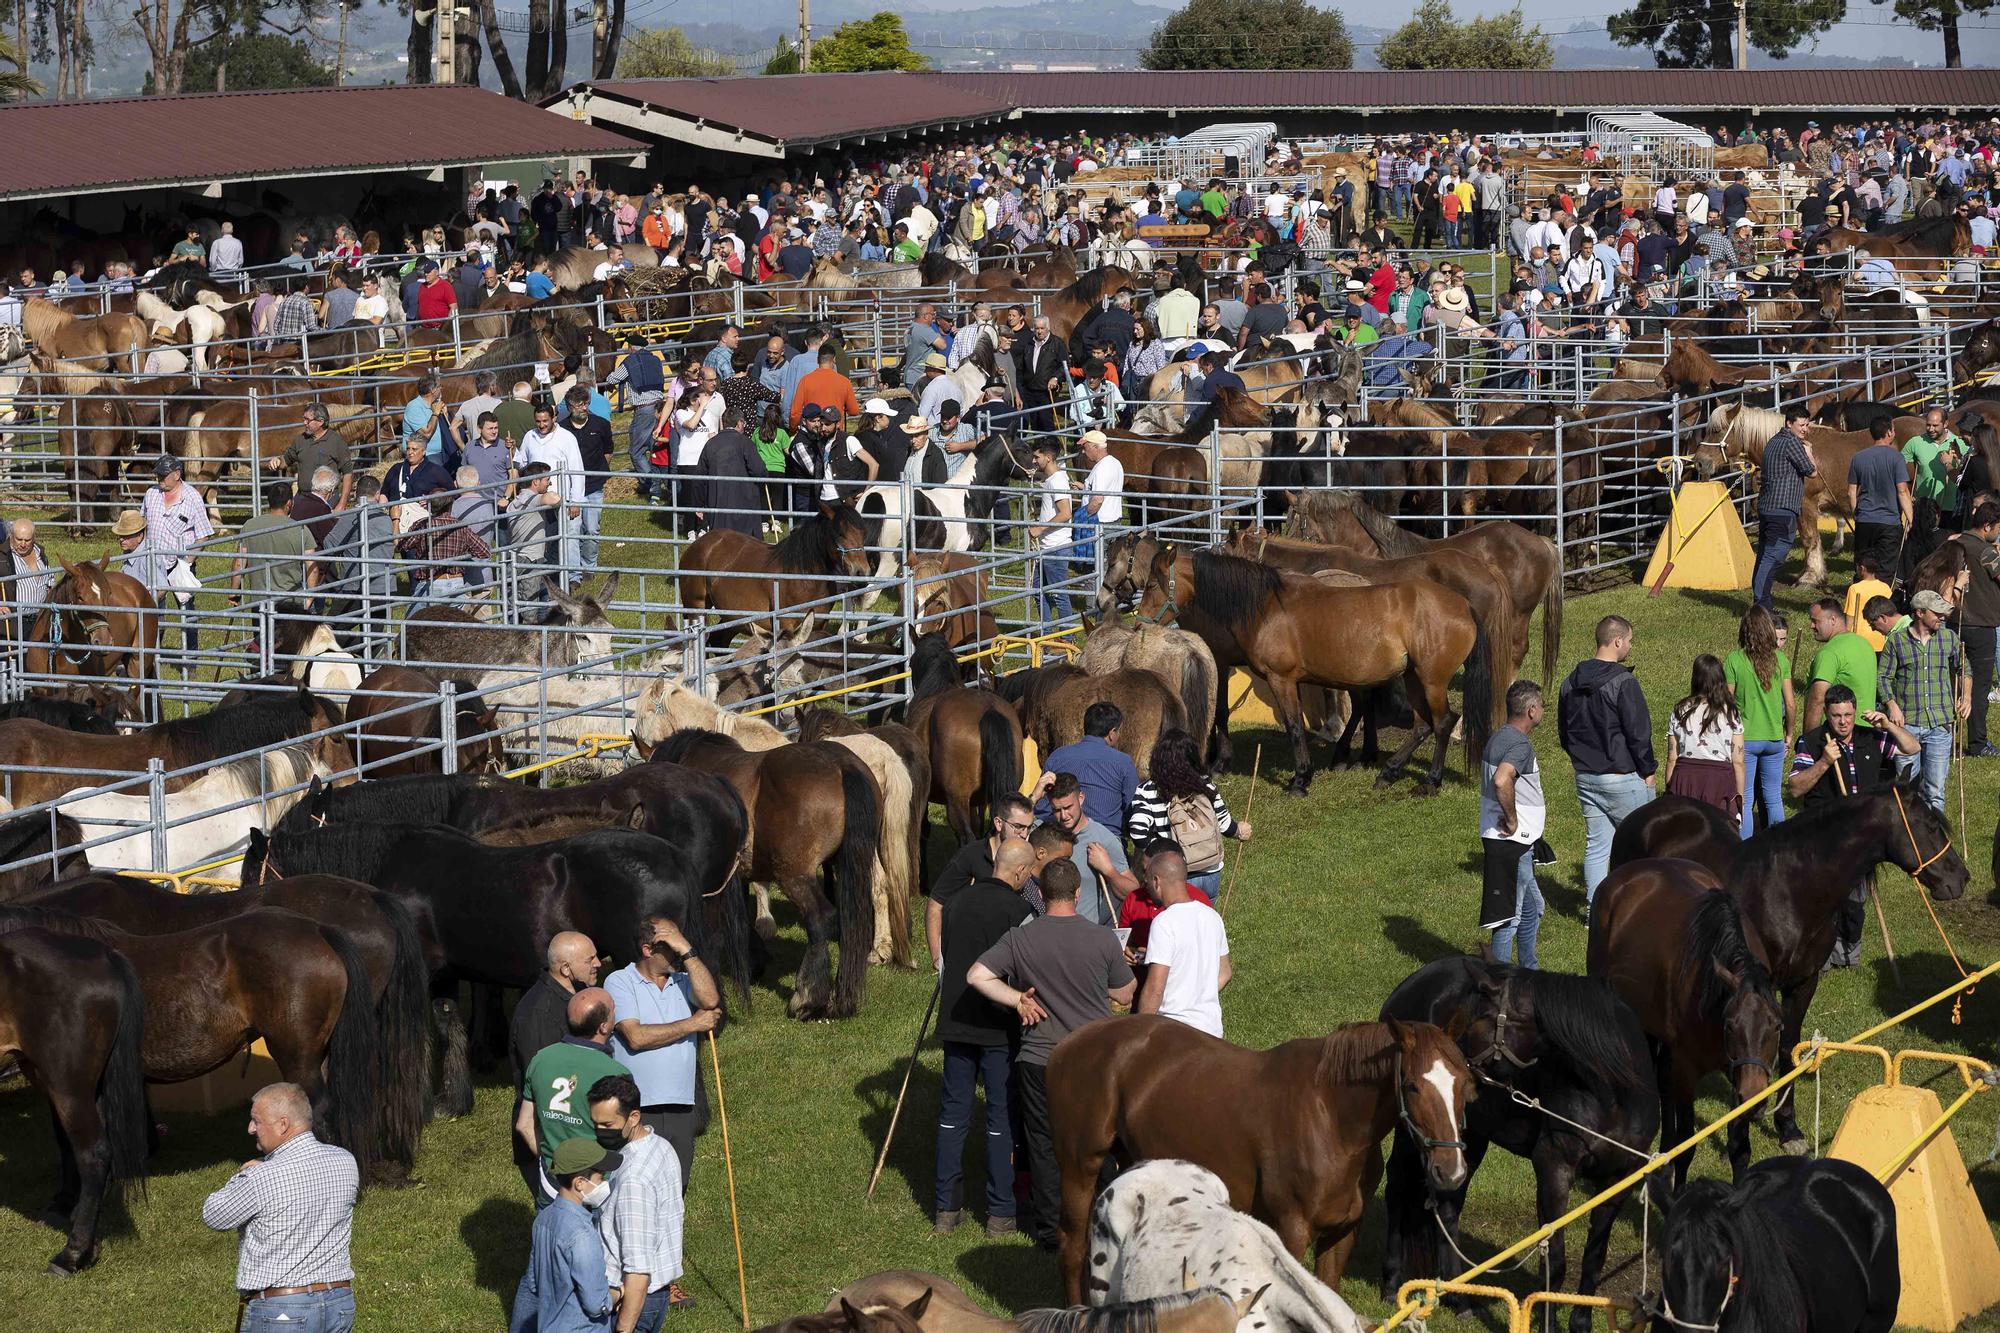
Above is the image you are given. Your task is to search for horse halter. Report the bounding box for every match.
[1892,786,1951,879]
[1653,1265,1738,1332]
[46,603,113,670]
[1394,1050,1468,1155]
[1135,550,1180,626]
[1467,976,1539,1075]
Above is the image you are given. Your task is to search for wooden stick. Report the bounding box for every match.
[706,1029,751,1330]
[866,976,941,1199]
[1870,881,1902,985]
[1219,743,1263,917]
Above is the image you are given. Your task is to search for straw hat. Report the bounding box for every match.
[922,351,948,371]
[111,510,146,538]
[899,415,931,436]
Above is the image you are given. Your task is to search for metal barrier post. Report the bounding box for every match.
[146,758,169,874]
[1208,421,1223,547]
[247,388,261,513]
[257,601,276,676]
[439,679,459,773]
[1553,415,1568,578]
[1439,429,1450,534]
[451,305,463,362]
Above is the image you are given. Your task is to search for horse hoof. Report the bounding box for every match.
[1373,771,1396,789]
[1780,1136,1812,1156]
[46,1249,86,1276]
[753,917,778,943]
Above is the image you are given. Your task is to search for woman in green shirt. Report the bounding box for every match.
[1722,605,1795,838]
[752,405,790,537]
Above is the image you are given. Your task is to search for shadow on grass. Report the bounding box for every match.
[956,1240,1061,1315]
[1863,950,1986,1048]
[1383,914,1461,966]
[461,1195,532,1308]
[853,1047,945,1214]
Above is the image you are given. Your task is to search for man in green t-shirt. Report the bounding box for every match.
[892,221,922,264]
[229,481,313,608]
[1804,596,1878,731]
[516,986,629,1210]
[1902,405,1964,522]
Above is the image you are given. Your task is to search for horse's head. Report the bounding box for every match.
[1387,1016,1472,1193]
[1466,968,1542,1077]
[56,555,102,603]
[1715,963,1783,1111]
[822,503,872,581]
[1658,1179,1741,1331]
[1886,782,1967,901]
[548,571,619,664]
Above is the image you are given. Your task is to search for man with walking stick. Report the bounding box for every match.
[967,857,1134,1251]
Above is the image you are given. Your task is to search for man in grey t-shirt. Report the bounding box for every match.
[969,858,1135,1250]
[1479,680,1547,968]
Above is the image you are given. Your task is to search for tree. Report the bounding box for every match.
[1140,0,1352,71]
[1377,0,1551,69]
[0,31,39,98]
[762,34,799,74]
[618,25,735,77]
[1872,0,1991,66]
[1607,0,1843,66]
[807,11,927,72]
[180,31,332,88]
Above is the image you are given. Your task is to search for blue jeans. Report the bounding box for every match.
[629,1286,674,1332]
[1751,510,1798,608]
[1189,868,1221,900]
[935,1040,1016,1217]
[1742,739,1789,836]
[1034,546,1073,624]
[1576,771,1652,901]
[242,1289,355,1332]
[628,403,663,499]
[577,494,603,569]
[1393,181,1412,219]
[1489,851,1544,969]
[1905,724,1954,812]
[1443,218,1461,248]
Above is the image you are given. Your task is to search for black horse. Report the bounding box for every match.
[1379,957,1658,1332]
[1659,1156,1899,1333]
[0,927,149,1273]
[1610,786,1967,1152]
[0,808,86,900]
[0,696,119,734]
[20,871,432,1181]
[241,822,713,1116]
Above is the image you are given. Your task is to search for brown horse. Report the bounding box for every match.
[677,502,872,649]
[346,665,505,779]
[1227,528,1521,716]
[1285,489,1564,692]
[21,297,146,373]
[1586,859,1785,1188]
[1076,619,1218,757]
[1002,664,1185,780]
[1048,1015,1472,1301]
[899,633,1024,855]
[21,556,161,689]
[1812,209,1970,286]
[0,687,348,808]
[1044,267,1135,344]
[1103,437,1208,527]
[1134,547,1492,795]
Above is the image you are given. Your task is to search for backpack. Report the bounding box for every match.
[1166,792,1224,875]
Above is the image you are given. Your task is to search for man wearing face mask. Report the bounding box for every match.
[517,988,629,1212]
[509,1136,620,1333]
[588,1073,694,1326]
[509,932,602,1200]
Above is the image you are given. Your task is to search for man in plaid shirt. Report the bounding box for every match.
[588,1072,693,1327]
[1750,409,1819,609]
[396,495,491,605]
[1876,588,1970,811]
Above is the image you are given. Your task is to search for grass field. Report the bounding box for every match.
[3,471,2000,1330]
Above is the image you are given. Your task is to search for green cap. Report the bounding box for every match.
[550,1136,620,1178]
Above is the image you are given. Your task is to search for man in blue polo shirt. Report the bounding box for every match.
[1032,701,1139,832]
[604,913,721,1192]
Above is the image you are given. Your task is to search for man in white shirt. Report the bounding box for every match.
[1077,428,1124,532]
[1134,845,1230,1037]
[1526,208,1568,264]
[207,221,244,277]
[1027,438,1073,623]
[517,404,584,581]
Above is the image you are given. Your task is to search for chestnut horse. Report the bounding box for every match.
[677,502,872,649]
[1586,859,1785,1187]
[1048,1015,1472,1301]
[1134,547,1492,796]
[21,556,161,690]
[346,665,505,778]
[898,632,1023,858]
[21,297,146,373]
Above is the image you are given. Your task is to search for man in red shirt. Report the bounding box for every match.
[416,264,457,326]
[1366,255,1397,314]
[789,343,861,430]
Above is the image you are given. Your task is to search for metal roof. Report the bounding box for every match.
[0,85,647,203]
[925,68,2000,114]
[555,74,1017,155]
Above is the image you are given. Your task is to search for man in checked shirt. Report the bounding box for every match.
[203,1082,359,1332]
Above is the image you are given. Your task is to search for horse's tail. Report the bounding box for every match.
[1461,609,1495,769]
[315,924,384,1183]
[978,704,1023,825]
[369,891,432,1173]
[1539,553,1564,692]
[869,750,915,969]
[1177,640,1217,748]
[98,946,151,1195]
[829,761,879,1018]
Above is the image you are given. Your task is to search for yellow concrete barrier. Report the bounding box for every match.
[1642,480,1755,592]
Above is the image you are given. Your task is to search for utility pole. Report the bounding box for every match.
[335,0,350,86]
[797,0,810,70]
[1734,0,1747,70]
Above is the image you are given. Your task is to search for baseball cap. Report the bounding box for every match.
[799,404,823,422]
[549,1135,620,1178]
[1912,589,1953,615]
[863,397,894,416]
[154,454,182,478]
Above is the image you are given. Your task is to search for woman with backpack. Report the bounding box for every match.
[1125,729,1252,899]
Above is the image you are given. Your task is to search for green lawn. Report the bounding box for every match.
[4,446,2000,1330]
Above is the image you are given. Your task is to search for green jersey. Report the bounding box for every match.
[1811,632,1879,723]
[1903,432,1963,509]
[522,1038,629,1172]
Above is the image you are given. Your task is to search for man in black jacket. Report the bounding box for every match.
[1952,501,2000,756]
[1558,614,1656,908]
[1015,315,1066,436]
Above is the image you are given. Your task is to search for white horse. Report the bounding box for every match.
[59,743,331,880]
[1088,1160,1368,1333]
[0,325,29,453]
[135,290,242,383]
[284,623,363,709]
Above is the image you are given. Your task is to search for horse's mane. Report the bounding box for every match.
[0,808,83,875]
[1668,1177,1807,1331]
[202,743,319,796]
[264,819,435,880]
[1681,890,1776,1019]
[1314,490,1425,556]
[148,690,331,757]
[774,503,862,577]
[1189,550,1280,635]
[651,727,743,765]
[1016,1290,1224,1333]
[1871,208,1962,251]
[1515,967,1650,1094]
[918,252,965,286]
[1314,1019,1400,1084]
[1718,404,1787,454]
[1377,394,1456,433]
[909,632,964,703]
[0,900,116,943]
[278,773,468,835]
[1062,265,1125,306]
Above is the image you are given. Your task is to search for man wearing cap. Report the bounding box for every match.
[509,1135,619,1333]
[139,454,215,660]
[607,337,670,504]
[1074,428,1124,565]
[1068,361,1124,434]
[415,263,456,328]
[1877,588,1968,812]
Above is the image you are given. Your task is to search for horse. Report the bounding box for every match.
[0,804,87,897]
[997,660,1186,781]
[899,632,1023,858]
[633,677,912,971]
[0,927,149,1272]
[21,869,432,1181]
[21,556,161,690]
[1043,267,1136,345]
[133,289,238,381]
[677,503,872,649]
[805,1270,1260,1333]
[402,572,620,675]
[1133,546,1493,796]
[1285,490,1563,694]
[272,619,363,708]
[1048,1014,1472,1301]
[0,695,120,734]
[1087,1160,1358,1331]
[1075,619,1218,762]
[0,901,384,1178]
[346,665,505,779]
[56,743,330,879]
[0,687,349,808]
[1607,784,1966,1153]
[1378,957,1658,1332]
[21,296,146,373]
[1659,1156,1900,1333]
[1587,861,1784,1186]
